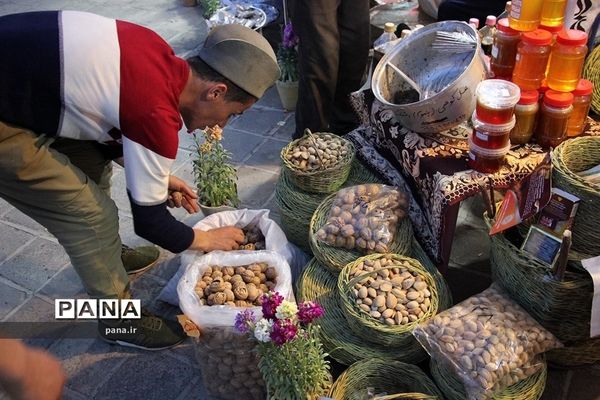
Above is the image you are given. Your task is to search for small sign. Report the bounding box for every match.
[581,256,600,338]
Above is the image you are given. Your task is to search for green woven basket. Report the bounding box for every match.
[547,336,600,367]
[296,240,452,365]
[430,358,547,400]
[373,394,438,400]
[338,254,441,347]
[484,214,595,343]
[583,44,600,114]
[275,160,385,252]
[280,131,355,193]
[328,358,443,400]
[551,136,600,256]
[309,194,413,274]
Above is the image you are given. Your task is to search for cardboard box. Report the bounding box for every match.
[537,188,580,236]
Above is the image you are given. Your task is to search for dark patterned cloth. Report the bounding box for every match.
[348,87,599,268]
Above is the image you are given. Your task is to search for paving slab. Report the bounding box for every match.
[0,237,69,292]
[38,265,87,300]
[0,223,35,264]
[0,280,29,320]
[227,107,286,136]
[237,166,279,208]
[244,137,287,173]
[0,208,53,239]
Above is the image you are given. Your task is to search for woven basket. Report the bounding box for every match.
[275,160,385,252]
[373,394,438,400]
[551,136,600,256]
[338,254,440,347]
[328,358,444,400]
[297,241,452,365]
[547,336,600,367]
[583,44,600,114]
[309,194,413,274]
[430,358,547,400]
[485,214,595,343]
[280,131,355,193]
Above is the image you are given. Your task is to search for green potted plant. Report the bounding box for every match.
[192,126,240,215]
[276,22,299,111]
[199,0,220,19]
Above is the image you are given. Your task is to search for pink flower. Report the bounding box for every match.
[270,318,298,345]
[261,292,284,320]
[298,301,324,325]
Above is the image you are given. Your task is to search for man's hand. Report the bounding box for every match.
[167,175,200,214]
[191,227,245,252]
[0,340,66,400]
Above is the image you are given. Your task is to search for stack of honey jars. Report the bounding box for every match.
[468,80,520,173]
[485,0,594,149]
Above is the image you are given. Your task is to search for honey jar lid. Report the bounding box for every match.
[522,29,552,46]
[544,90,574,107]
[556,29,588,46]
[476,79,521,108]
[518,90,539,105]
[383,22,396,33]
[572,79,594,96]
[497,18,519,35]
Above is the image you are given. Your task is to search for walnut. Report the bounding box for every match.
[242,270,255,283]
[224,289,235,302]
[234,284,249,300]
[265,267,277,281]
[246,283,259,302]
[235,300,249,307]
[235,266,246,275]
[213,292,227,305]
[222,266,235,276]
[210,278,225,293]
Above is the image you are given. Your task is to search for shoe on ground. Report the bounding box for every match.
[121,245,159,275]
[98,312,186,351]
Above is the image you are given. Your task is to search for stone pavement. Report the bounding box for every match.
[0,1,598,399]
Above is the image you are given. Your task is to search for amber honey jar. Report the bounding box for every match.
[535,90,573,149]
[567,79,593,137]
[546,29,588,92]
[468,133,511,173]
[475,79,521,124]
[472,112,516,149]
[510,89,539,145]
[491,18,521,79]
[512,29,553,90]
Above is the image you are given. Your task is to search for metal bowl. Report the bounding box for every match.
[372,21,487,133]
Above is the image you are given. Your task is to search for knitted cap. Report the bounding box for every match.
[197,24,280,99]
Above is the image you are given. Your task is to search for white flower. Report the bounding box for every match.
[254,319,274,343]
[275,300,298,320]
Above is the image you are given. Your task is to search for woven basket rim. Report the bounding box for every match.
[338,253,439,336]
[280,132,355,177]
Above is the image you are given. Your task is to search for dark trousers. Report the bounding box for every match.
[290,0,370,139]
[437,0,506,26]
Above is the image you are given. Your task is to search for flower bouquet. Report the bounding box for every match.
[235,292,331,400]
[276,22,300,110]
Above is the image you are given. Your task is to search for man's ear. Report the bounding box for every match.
[206,82,228,101]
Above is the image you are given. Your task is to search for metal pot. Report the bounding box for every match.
[372,20,487,133]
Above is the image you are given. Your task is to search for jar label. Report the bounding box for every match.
[469,151,476,160]
[511,0,522,18]
[491,45,498,58]
[476,131,489,141]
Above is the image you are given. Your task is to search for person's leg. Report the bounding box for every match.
[50,138,159,275]
[330,0,370,135]
[0,122,184,349]
[0,123,128,299]
[291,0,341,138]
[437,0,506,25]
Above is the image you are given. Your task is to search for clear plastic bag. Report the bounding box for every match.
[413,284,562,400]
[316,184,408,253]
[194,327,265,400]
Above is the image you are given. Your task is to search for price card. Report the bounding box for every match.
[581,256,600,338]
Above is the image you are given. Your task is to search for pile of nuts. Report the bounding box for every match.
[316,185,408,253]
[196,328,265,400]
[350,257,431,326]
[194,264,278,307]
[416,286,560,396]
[239,225,265,251]
[284,134,351,171]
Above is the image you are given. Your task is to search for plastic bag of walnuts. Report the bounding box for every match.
[316,184,408,253]
[413,284,562,400]
[194,327,266,400]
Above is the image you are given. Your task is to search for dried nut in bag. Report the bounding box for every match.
[316,184,408,253]
[194,263,276,306]
[413,284,562,399]
[351,257,431,326]
[195,327,265,400]
[284,133,351,171]
[240,224,266,251]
